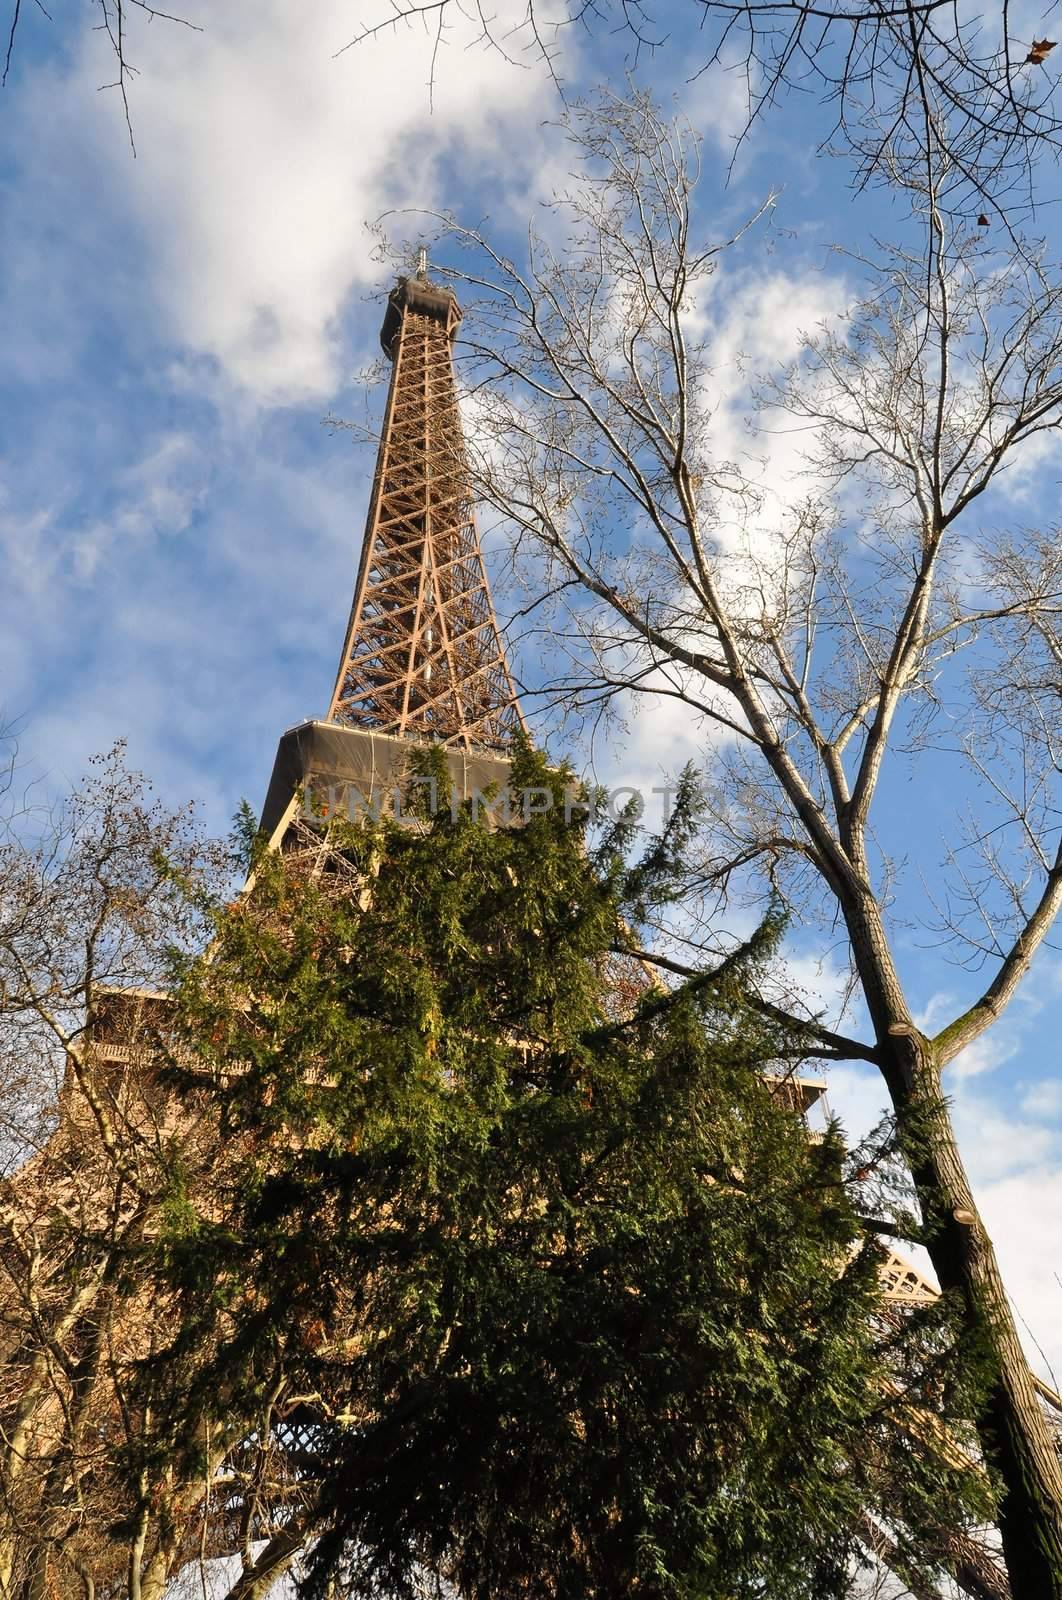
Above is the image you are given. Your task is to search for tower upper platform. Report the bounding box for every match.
[379,274,462,357]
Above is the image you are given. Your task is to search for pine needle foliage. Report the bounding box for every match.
[159,743,986,1600]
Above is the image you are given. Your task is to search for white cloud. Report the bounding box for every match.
[717,286,842,466]
[977,1161,1062,1385]
[17,1,559,405]
[0,431,205,599]
[951,1085,1056,1181]
[821,1062,891,1143]
[950,1030,1019,1081]
[782,943,856,1025]
[601,679,723,818]
[914,989,957,1032]
[991,425,1062,502]
[0,0,574,829]
[922,961,1059,1083]
[1021,1080,1062,1119]
[685,62,753,159]
[74,433,206,580]
[685,256,853,573]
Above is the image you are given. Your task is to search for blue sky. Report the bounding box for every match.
[1,1,1060,1375]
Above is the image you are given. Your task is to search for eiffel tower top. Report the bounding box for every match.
[324,266,524,751]
[378,257,460,358]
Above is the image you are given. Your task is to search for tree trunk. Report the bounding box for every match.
[221,1520,309,1600]
[850,934,1062,1593]
[894,1041,1062,1597]
[846,896,1062,1598]
[855,1512,944,1599]
[931,1524,1012,1600]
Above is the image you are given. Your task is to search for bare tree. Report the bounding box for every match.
[390,86,1062,1598]
[349,0,1062,225]
[1,0,200,151]
[0,749,318,1600]
[7,0,1060,219]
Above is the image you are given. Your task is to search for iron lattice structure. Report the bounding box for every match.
[327,273,524,749]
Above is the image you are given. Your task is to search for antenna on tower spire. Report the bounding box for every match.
[416,245,428,280]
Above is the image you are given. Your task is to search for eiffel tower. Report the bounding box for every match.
[260,259,524,848]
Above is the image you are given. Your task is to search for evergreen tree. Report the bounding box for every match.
[160,744,987,1600]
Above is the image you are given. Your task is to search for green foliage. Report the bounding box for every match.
[161,744,986,1599]
[228,798,262,875]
